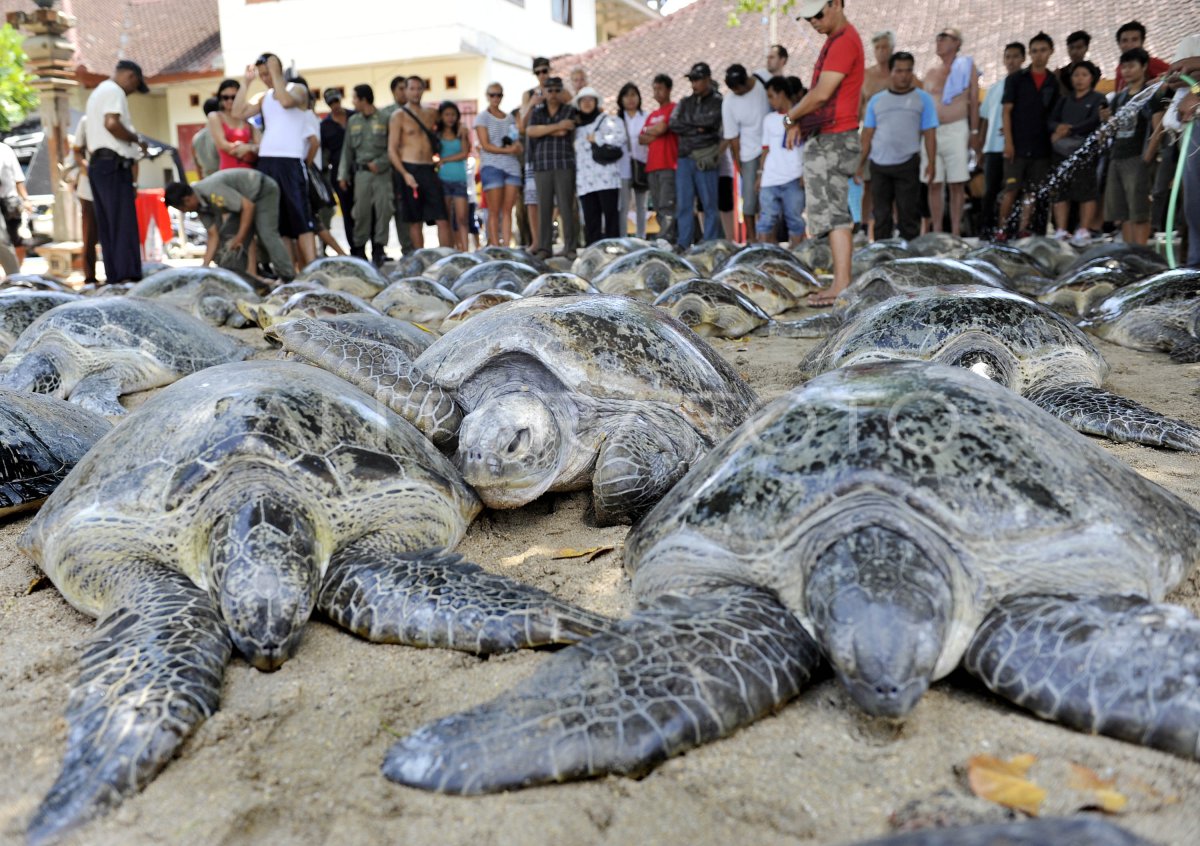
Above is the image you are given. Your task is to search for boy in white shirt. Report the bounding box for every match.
[754,77,806,245]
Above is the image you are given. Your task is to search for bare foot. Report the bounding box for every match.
[807,289,843,308]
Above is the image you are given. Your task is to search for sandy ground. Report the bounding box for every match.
[2,316,1199,846]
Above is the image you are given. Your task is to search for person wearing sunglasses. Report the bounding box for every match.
[783,0,864,307]
[209,79,261,172]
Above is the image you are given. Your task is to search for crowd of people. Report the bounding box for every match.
[6,1,1197,301]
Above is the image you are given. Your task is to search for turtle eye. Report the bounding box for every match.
[506,428,530,455]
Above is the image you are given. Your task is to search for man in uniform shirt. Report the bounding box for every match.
[338,84,392,267]
[165,170,296,282]
[84,59,150,283]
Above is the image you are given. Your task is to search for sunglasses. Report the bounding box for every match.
[220,94,236,101]
[534,68,550,75]
[488,92,503,98]
[800,1,831,22]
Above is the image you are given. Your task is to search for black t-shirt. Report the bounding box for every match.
[1109,87,1158,159]
[1002,68,1061,159]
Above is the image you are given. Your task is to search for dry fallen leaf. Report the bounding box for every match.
[966,753,1045,816]
[1066,763,1128,814]
[551,546,614,562]
[25,575,49,595]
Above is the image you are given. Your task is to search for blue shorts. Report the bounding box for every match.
[480,165,521,191]
[441,178,469,199]
[756,181,806,237]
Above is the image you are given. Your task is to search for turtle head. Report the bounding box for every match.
[456,392,562,508]
[805,526,952,718]
[209,492,321,671]
[0,351,64,396]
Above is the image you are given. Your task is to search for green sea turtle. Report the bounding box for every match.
[907,232,970,258]
[20,359,609,844]
[801,285,1200,451]
[851,241,916,277]
[723,242,810,273]
[0,290,80,355]
[373,276,459,325]
[682,239,739,275]
[128,266,261,327]
[234,280,324,326]
[297,256,388,299]
[392,246,456,278]
[1066,242,1167,277]
[320,313,437,360]
[653,278,772,338]
[1026,261,1145,317]
[382,361,1200,793]
[0,274,75,294]
[794,237,833,271]
[1080,268,1200,361]
[474,245,549,271]
[450,260,539,299]
[522,272,599,298]
[571,237,650,279]
[1011,235,1078,275]
[0,298,248,415]
[269,295,759,524]
[963,244,1051,280]
[711,266,798,315]
[440,289,524,328]
[426,253,485,286]
[260,288,382,327]
[591,248,700,300]
[0,389,110,517]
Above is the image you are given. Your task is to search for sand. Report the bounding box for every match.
[2,322,1199,846]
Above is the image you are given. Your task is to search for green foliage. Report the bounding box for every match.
[728,1,795,28]
[0,24,39,133]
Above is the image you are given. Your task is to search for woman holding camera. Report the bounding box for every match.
[475,82,523,246]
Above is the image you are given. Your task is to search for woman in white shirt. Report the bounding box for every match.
[616,83,648,239]
[572,87,627,245]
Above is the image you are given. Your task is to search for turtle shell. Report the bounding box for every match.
[451,261,539,299]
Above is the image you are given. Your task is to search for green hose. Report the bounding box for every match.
[1166,74,1198,269]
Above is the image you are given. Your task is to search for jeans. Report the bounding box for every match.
[756,181,806,237]
[870,154,922,241]
[675,156,720,247]
[580,189,620,245]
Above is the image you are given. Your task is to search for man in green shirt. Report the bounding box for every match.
[165,170,296,282]
[338,84,393,267]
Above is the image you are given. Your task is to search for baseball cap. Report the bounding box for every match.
[532,56,551,71]
[685,62,712,80]
[795,0,829,18]
[543,77,564,91]
[116,60,149,93]
[323,87,342,103]
[1173,34,1200,64]
[938,27,964,42]
[724,64,749,86]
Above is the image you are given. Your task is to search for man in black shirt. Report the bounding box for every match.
[320,88,356,251]
[999,32,1059,233]
[523,77,579,259]
[1103,48,1157,244]
[669,62,723,247]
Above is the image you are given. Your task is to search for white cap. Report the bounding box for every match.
[1172,33,1200,64]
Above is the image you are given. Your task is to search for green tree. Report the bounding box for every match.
[0,24,39,133]
[727,1,795,27]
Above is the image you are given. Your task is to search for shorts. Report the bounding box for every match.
[1051,154,1098,204]
[803,129,861,236]
[718,175,734,212]
[441,178,469,199]
[256,156,314,237]
[739,155,761,215]
[1105,155,1151,223]
[921,119,971,184]
[756,181,806,236]
[396,163,447,223]
[1003,156,1051,194]
[481,165,522,191]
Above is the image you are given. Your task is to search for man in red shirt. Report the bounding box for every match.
[784,0,864,305]
[1113,21,1170,91]
[639,73,679,243]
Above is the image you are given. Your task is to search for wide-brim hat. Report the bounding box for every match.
[572,86,602,106]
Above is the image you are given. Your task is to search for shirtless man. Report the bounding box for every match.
[922,27,980,237]
[859,31,894,240]
[388,75,450,248]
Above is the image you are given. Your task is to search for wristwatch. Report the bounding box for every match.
[782,115,794,127]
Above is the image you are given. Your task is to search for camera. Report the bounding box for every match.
[501,136,513,146]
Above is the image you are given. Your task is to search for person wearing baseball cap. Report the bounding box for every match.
[923,25,979,239]
[83,60,152,283]
[722,63,770,239]
[783,0,863,305]
[669,61,723,247]
[320,86,358,255]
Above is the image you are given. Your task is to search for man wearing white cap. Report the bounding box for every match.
[923,26,979,237]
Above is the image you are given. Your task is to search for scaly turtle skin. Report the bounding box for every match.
[297,256,389,299]
[320,313,438,360]
[571,237,651,279]
[591,248,700,300]
[0,290,80,355]
[373,276,459,325]
[0,298,248,415]
[0,389,110,517]
[383,362,1200,794]
[451,260,539,299]
[440,289,524,328]
[802,285,1200,451]
[653,278,772,338]
[270,295,759,525]
[129,266,261,327]
[1080,268,1200,361]
[522,272,599,298]
[20,360,609,844]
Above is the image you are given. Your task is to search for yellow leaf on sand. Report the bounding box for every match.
[550,546,614,562]
[1067,763,1128,813]
[967,754,1046,816]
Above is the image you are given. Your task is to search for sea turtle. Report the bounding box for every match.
[1066,242,1168,277]
[1028,261,1145,317]
[234,280,324,326]
[653,278,772,338]
[522,272,599,298]
[128,266,262,327]
[391,246,456,278]
[723,242,810,272]
[682,239,739,275]
[19,359,609,844]
[851,241,916,277]
[320,313,437,360]
[0,298,248,415]
[963,244,1051,280]
[747,258,825,299]
[1011,234,1078,275]
[426,252,485,286]
[269,295,759,524]
[907,232,970,258]
[711,266,798,315]
[297,256,388,299]
[451,260,539,299]
[852,818,1153,846]
[373,276,459,325]
[474,245,549,271]
[382,361,1200,793]
[0,389,110,517]
[571,237,650,279]
[0,290,80,355]
[0,274,75,294]
[794,237,833,271]
[440,289,524,328]
[591,248,700,300]
[1080,268,1200,361]
[801,285,1200,451]
[260,288,382,327]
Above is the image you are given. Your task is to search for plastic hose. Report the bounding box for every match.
[1166,74,1198,269]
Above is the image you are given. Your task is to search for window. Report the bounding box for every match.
[189,94,200,107]
[445,75,458,91]
[551,0,571,27]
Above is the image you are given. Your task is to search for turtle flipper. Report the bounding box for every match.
[593,421,698,526]
[266,317,462,448]
[1024,382,1200,452]
[28,565,230,845]
[964,594,1200,760]
[383,587,822,793]
[319,545,612,654]
[68,372,126,417]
